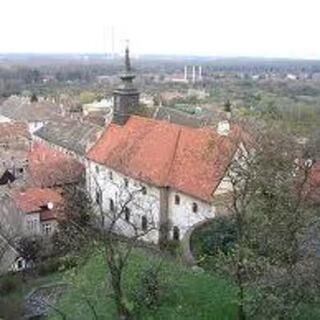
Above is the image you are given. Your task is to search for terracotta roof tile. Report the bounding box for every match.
[0,122,30,141]
[13,187,63,221]
[88,116,240,202]
[28,143,84,187]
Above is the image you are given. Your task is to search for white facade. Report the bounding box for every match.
[24,212,57,236]
[87,161,161,243]
[167,190,216,240]
[86,160,222,243]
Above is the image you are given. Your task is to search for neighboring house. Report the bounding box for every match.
[33,119,103,163]
[0,192,25,274]
[0,188,63,274]
[13,188,64,236]
[0,122,31,151]
[0,122,31,186]
[82,98,113,116]
[154,106,206,128]
[27,143,85,188]
[83,111,108,127]
[0,96,62,133]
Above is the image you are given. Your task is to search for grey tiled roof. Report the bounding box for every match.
[154,106,218,128]
[0,96,61,122]
[34,119,103,155]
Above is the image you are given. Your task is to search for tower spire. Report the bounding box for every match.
[125,40,131,73]
[112,41,140,125]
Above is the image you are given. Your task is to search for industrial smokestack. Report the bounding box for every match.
[198,66,202,81]
[192,65,196,83]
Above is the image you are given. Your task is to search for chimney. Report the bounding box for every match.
[184,65,188,81]
[192,65,196,84]
[217,120,231,136]
[198,66,202,81]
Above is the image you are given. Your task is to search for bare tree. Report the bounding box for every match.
[57,174,161,320]
[92,176,159,320]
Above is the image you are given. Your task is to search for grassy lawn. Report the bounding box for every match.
[50,248,237,320]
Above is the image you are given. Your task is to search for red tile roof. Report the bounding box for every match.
[14,187,63,221]
[28,143,84,188]
[0,122,30,141]
[88,116,241,202]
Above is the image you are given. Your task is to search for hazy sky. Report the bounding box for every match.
[0,0,319,58]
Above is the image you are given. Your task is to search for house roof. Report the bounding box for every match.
[0,96,62,122]
[13,187,63,221]
[34,119,103,155]
[0,122,31,141]
[154,106,220,128]
[28,143,85,188]
[87,116,241,202]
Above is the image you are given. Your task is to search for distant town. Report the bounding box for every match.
[0,49,320,320]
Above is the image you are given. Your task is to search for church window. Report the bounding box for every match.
[175,194,180,205]
[109,199,115,212]
[125,207,130,222]
[141,216,148,231]
[192,202,198,213]
[173,226,180,241]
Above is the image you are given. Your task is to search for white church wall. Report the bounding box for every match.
[168,190,216,241]
[87,161,161,243]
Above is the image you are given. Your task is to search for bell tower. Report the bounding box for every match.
[112,41,140,125]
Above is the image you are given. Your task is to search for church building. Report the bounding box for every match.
[86,45,245,244]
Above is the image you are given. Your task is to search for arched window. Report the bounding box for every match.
[141,216,148,231]
[109,199,115,212]
[175,194,180,205]
[124,178,129,188]
[95,165,99,174]
[109,171,113,180]
[141,186,147,195]
[125,207,130,222]
[173,226,180,241]
[192,202,198,213]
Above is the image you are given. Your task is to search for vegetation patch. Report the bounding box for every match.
[50,248,237,320]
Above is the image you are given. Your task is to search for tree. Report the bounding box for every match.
[56,178,162,320]
[92,178,159,320]
[208,122,320,319]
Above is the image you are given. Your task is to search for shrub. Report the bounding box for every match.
[37,258,61,276]
[191,216,237,259]
[0,275,20,294]
[132,266,166,315]
[36,256,79,276]
[163,240,180,257]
